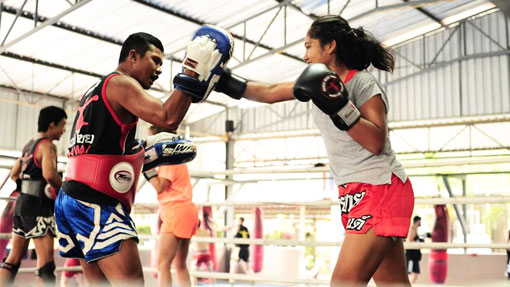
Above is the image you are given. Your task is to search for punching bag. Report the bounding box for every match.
[202,206,217,271]
[0,190,19,260]
[428,204,449,284]
[252,207,263,272]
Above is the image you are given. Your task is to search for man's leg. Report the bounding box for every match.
[0,233,29,284]
[33,233,56,284]
[158,233,181,287]
[96,239,144,287]
[229,247,241,284]
[173,238,191,287]
[79,259,109,287]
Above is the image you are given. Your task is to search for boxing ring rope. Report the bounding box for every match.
[1,161,509,284]
[1,231,509,249]
[192,196,510,206]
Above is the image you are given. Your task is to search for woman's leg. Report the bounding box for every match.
[372,238,411,287]
[158,232,181,287]
[173,238,191,287]
[331,228,402,287]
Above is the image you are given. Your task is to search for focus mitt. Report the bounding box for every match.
[174,24,234,103]
[142,132,197,172]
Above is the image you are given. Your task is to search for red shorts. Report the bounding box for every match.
[338,174,414,238]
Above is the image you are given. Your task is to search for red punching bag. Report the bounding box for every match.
[0,191,19,260]
[429,204,449,284]
[202,206,217,271]
[251,207,263,272]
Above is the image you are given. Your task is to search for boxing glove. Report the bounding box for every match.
[174,25,234,103]
[215,68,247,100]
[293,63,360,130]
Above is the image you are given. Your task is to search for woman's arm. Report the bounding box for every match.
[243,82,296,103]
[216,69,296,103]
[346,95,387,155]
[147,177,170,194]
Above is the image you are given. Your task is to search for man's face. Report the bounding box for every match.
[134,44,163,89]
[49,118,66,140]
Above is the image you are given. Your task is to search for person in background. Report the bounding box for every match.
[190,213,214,286]
[506,230,510,278]
[0,106,66,285]
[144,125,199,287]
[406,215,423,284]
[60,258,86,287]
[221,217,251,283]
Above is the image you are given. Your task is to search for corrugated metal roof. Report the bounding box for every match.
[0,0,496,123]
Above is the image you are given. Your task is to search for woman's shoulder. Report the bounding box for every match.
[350,70,377,84]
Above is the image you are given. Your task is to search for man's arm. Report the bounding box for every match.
[10,158,21,182]
[407,226,417,242]
[107,76,192,131]
[39,141,62,190]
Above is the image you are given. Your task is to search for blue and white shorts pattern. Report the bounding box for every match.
[55,191,138,262]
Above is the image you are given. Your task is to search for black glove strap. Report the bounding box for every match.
[330,113,360,131]
[173,73,206,103]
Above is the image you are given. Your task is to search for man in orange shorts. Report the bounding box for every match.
[144,125,199,287]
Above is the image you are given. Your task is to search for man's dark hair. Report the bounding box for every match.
[413,216,422,223]
[38,106,67,132]
[239,217,245,223]
[119,32,164,63]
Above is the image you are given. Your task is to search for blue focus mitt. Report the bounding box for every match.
[174,25,234,103]
[141,132,197,172]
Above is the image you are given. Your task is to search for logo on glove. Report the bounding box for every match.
[162,143,196,155]
[321,74,344,99]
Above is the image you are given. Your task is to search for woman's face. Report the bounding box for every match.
[303,34,334,65]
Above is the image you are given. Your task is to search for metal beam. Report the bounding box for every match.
[3,51,102,78]
[403,0,444,26]
[492,0,510,19]
[0,0,93,55]
[349,0,449,22]
[442,176,468,245]
[0,84,69,101]
[1,5,122,45]
[0,52,173,96]
[133,0,303,63]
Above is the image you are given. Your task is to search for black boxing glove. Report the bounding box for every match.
[215,68,247,100]
[293,63,360,130]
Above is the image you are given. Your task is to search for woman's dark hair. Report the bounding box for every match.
[119,32,164,63]
[308,15,394,72]
[38,106,67,132]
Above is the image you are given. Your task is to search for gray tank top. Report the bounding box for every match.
[312,70,407,186]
